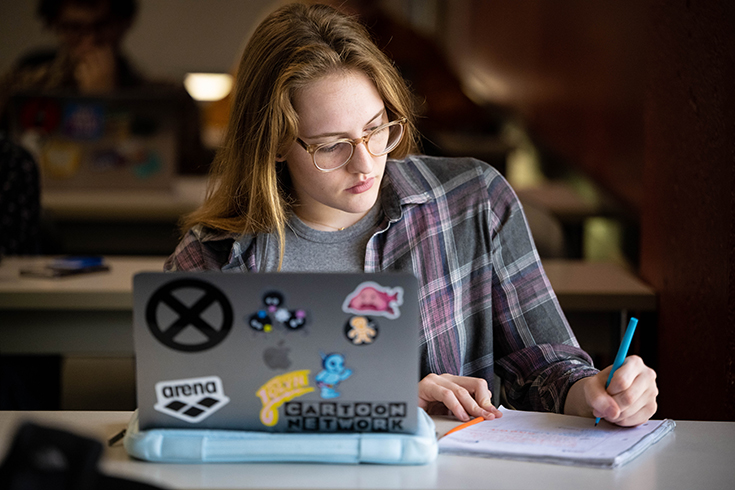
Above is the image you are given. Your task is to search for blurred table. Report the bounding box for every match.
[0,256,165,355]
[41,176,207,255]
[0,411,732,490]
[0,257,653,355]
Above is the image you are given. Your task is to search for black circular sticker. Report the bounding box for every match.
[146,278,233,352]
[344,316,379,345]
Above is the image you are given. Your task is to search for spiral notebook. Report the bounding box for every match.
[438,407,675,468]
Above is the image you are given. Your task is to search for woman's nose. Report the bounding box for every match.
[346,141,374,174]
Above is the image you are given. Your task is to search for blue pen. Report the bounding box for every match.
[596,317,639,426]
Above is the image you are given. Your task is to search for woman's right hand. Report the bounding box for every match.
[418,373,503,422]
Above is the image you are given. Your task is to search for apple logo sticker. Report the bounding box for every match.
[263,340,292,370]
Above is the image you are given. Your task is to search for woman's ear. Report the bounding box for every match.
[275,153,285,162]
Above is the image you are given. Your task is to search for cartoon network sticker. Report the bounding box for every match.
[256,370,315,426]
[154,375,230,424]
[342,282,404,319]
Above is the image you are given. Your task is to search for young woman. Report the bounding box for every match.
[167,2,658,426]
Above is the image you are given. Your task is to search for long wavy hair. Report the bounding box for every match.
[182,2,419,262]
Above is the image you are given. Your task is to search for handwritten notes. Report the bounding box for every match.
[438,408,675,468]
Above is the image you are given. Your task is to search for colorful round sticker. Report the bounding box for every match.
[344,316,379,345]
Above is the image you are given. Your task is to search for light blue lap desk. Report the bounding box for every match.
[0,411,731,490]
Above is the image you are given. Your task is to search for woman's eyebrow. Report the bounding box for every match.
[304,108,386,139]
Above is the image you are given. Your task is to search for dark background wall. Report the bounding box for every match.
[441,0,734,420]
[640,0,735,421]
[442,0,648,213]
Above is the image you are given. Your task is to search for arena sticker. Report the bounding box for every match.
[342,282,404,319]
[154,375,230,423]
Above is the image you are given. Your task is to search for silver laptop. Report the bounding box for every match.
[132,272,420,434]
[8,90,177,190]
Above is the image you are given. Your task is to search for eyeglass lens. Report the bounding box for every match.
[315,122,403,170]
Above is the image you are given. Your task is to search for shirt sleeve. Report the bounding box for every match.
[164,226,236,272]
[488,178,598,413]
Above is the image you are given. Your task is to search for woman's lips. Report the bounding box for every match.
[346,177,375,194]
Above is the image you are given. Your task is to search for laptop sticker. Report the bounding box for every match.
[146,278,234,352]
[134,150,163,179]
[41,140,82,179]
[19,97,62,133]
[263,340,292,370]
[315,353,353,399]
[342,282,404,319]
[154,375,231,423]
[345,316,379,345]
[91,148,125,172]
[283,401,408,432]
[246,290,308,333]
[256,370,315,426]
[248,310,273,332]
[62,103,104,140]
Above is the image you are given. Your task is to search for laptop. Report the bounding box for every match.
[8,90,178,190]
[132,272,420,434]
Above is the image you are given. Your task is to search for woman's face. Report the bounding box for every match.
[283,70,388,228]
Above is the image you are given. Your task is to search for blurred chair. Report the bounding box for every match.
[520,199,566,259]
[0,132,41,256]
[0,132,62,410]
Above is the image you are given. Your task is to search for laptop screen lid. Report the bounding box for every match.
[133,272,420,434]
[8,90,178,190]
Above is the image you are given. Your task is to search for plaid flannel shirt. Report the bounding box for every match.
[166,155,598,412]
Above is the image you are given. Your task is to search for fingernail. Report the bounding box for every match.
[480,398,493,409]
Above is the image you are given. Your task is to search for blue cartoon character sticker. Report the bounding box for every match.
[315,353,352,399]
[342,282,404,319]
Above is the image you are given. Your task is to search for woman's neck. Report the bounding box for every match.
[294,209,369,232]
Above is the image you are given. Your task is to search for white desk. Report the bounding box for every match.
[0,411,732,490]
[0,256,165,355]
[0,257,654,355]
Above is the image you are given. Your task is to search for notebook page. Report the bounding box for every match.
[438,407,675,468]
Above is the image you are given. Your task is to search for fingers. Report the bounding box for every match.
[584,368,620,420]
[418,373,503,422]
[594,356,659,427]
[609,357,658,426]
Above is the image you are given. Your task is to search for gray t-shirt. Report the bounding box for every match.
[262,203,383,272]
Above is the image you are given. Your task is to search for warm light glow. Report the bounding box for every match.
[184,73,234,101]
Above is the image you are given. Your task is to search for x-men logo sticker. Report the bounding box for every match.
[146,278,233,352]
[154,375,230,423]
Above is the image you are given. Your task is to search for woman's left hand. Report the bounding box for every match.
[565,355,658,426]
[418,373,503,422]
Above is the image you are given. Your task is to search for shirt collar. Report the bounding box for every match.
[381,156,434,221]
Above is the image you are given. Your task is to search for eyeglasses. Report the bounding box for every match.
[296,118,406,172]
